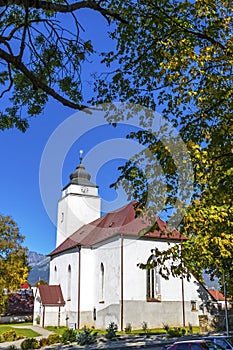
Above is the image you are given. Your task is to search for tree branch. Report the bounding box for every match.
[0,0,127,24]
[0,47,92,112]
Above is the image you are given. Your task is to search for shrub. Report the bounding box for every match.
[142,321,148,334]
[105,322,118,340]
[188,323,193,334]
[47,333,61,345]
[17,334,25,340]
[39,338,48,347]
[61,328,77,344]
[76,326,97,345]
[35,316,40,325]
[3,330,17,342]
[7,346,17,350]
[163,324,186,338]
[163,323,170,332]
[125,323,132,334]
[20,338,40,350]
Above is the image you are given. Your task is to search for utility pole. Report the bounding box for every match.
[223,273,229,336]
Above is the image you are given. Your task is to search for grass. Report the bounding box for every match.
[0,324,40,338]
[45,325,200,337]
[45,326,67,336]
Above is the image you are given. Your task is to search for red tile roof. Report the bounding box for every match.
[50,201,185,256]
[38,285,65,306]
[208,289,225,301]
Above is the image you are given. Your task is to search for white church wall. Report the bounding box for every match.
[123,237,175,301]
[49,249,80,325]
[62,184,99,197]
[80,247,95,310]
[91,237,121,329]
[56,192,101,246]
[93,236,121,307]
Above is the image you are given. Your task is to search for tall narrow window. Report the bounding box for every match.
[99,263,104,303]
[54,266,58,284]
[67,264,71,301]
[146,255,161,301]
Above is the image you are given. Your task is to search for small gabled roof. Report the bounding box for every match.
[208,289,225,301]
[38,285,65,306]
[49,201,185,257]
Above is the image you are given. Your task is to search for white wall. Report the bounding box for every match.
[47,235,214,330]
[56,186,101,247]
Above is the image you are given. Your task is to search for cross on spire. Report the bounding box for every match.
[79,149,83,164]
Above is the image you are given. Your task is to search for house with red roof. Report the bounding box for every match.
[33,158,217,330]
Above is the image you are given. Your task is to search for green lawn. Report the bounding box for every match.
[46,325,200,336]
[0,324,40,338]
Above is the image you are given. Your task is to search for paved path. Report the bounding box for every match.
[0,325,54,349]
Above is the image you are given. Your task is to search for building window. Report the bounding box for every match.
[54,266,58,283]
[146,255,161,302]
[191,300,197,311]
[99,263,104,303]
[61,212,64,223]
[67,265,71,301]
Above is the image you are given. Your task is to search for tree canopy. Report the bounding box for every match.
[94,0,233,291]
[1,0,233,292]
[0,0,124,131]
[0,214,29,313]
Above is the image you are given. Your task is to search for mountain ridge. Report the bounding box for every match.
[28,251,49,286]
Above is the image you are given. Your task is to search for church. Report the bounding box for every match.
[33,156,215,330]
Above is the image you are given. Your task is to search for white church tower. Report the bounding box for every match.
[56,151,101,247]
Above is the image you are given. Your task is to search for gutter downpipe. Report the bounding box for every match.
[181,276,185,327]
[120,234,124,331]
[181,239,185,327]
[42,305,45,328]
[77,245,81,329]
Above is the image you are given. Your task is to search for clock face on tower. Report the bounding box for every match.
[81,186,88,194]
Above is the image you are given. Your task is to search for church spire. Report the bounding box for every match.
[68,150,96,187]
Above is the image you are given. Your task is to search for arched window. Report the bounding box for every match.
[99,263,104,303]
[146,255,161,301]
[67,264,71,301]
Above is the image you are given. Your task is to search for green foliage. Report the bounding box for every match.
[20,338,40,350]
[163,324,186,338]
[2,330,17,342]
[61,328,77,344]
[7,346,17,350]
[187,323,193,334]
[0,215,29,314]
[47,333,61,345]
[0,0,119,131]
[124,323,132,334]
[17,333,25,340]
[45,326,66,336]
[0,325,39,338]
[93,0,233,292]
[105,322,118,340]
[142,321,148,334]
[39,338,48,347]
[76,326,97,345]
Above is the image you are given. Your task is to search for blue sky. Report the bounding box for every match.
[0,8,194,255]
[0,9,127,254]
[0,101,135,254]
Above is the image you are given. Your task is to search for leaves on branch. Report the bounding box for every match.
[0,214,29,313]
[0,0,125,130]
